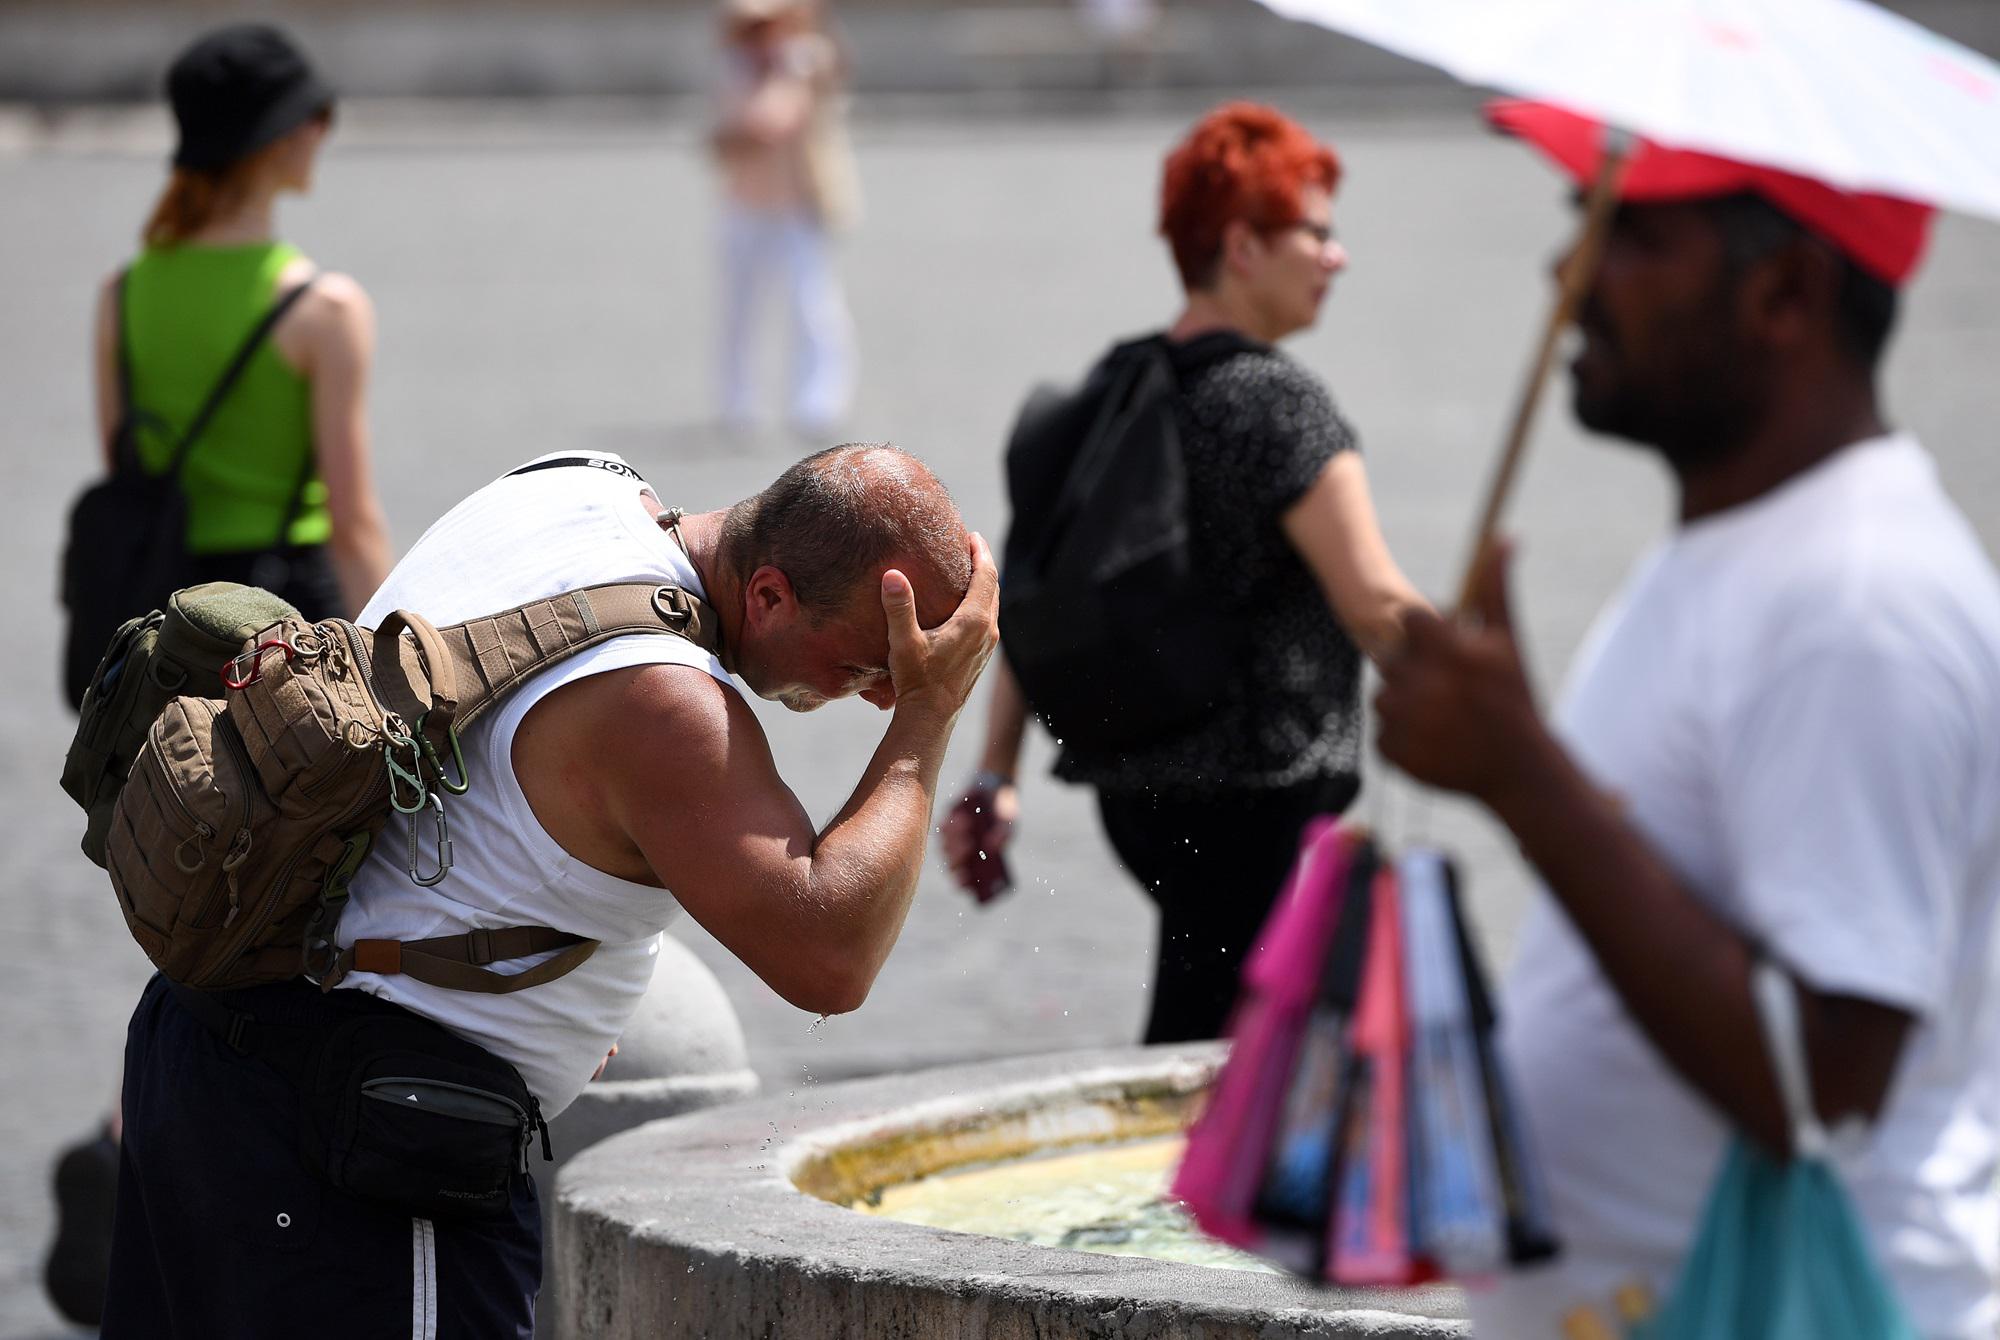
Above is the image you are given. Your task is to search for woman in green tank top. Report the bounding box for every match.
[88,23,391,625]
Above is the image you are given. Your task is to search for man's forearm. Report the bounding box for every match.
[804,700,961,997]
[1488,731,1791,1152]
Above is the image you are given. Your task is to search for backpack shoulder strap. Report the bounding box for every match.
[366,581,722,738]
[445,581,720,733]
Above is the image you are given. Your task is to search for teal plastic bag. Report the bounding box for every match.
[1631,1138,1917,1340]
[1633,962,1916,1340]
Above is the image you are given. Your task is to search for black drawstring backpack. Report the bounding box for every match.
[60,273,316,709]
[997,332,1255,753]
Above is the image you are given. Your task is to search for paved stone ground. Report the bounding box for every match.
[2,100,1996,1335]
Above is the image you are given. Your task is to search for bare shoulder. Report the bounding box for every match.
[521,660,755,791]
[275,267,373,372]
[298,269,374,329]
[602,659,742,740]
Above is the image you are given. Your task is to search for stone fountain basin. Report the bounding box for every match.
[555,1044,1470,1339]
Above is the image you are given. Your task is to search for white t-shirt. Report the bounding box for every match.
[1469,436,2000,1339]
[335,453,740,1119]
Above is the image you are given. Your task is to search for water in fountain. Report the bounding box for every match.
[858,1136,1279,1274]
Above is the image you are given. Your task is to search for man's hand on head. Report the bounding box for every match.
[880,532,1000,719]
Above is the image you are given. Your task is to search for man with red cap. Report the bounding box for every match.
[1376,103,2000,1335]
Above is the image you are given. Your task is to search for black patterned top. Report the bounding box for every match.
[1054,332,1363,800]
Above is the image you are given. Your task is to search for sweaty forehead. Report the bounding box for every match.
[826,565,959,643]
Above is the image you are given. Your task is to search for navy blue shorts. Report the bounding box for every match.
[103,974,542,1339]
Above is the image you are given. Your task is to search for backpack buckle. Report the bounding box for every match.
[652,587,693,629]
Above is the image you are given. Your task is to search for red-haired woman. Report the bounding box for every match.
[45,26,392,1326]
[84,24,390,665]
[942,103,1426,1044]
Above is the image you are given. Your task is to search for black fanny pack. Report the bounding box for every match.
[169,979,551,1221]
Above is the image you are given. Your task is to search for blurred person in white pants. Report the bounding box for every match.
[712,0,859,439]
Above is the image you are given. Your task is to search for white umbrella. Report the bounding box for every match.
[1248,0,2000,598]
[1257,0,2000,220]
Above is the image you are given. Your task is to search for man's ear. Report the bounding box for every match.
[741,564,798,633]
[1753,237,1841,353]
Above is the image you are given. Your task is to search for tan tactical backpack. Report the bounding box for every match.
[64,579,717,994]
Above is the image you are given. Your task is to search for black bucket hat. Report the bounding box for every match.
[167,24,335,173]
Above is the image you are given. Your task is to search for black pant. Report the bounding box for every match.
[1099,777,1356,1045]
[186,543,344,621]
[104,975,541,1339]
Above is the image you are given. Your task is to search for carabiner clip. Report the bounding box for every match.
[220,638,298,691]
[408,793,453,887]
[415,710,471,796]
[383,728,430,814]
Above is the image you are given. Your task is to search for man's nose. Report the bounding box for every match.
[1322,239,1348,273]
[860,677,897,711]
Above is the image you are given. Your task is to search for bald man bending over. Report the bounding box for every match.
[103,444,997,1340]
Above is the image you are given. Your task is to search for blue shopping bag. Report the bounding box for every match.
[1632,1140,1916,1340]
[1632,964,1916,1340]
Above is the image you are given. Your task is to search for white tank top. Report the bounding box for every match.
[335,452,738,1117]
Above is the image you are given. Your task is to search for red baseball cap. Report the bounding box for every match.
[1488,99,1936,286]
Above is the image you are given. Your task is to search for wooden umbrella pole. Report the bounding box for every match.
[1453,131,1633,615]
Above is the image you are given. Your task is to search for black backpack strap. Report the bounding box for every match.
[161,272,319,482]
[271,427,319,549]
[1026,338,1176,570]
[503,455,650,486]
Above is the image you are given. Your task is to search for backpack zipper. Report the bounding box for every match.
[200,768,390,984]
[145,726,216,872]
[337,620,374,683]
[212,718,258,929]
[141,701,239,929]
[180,709,259,957]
